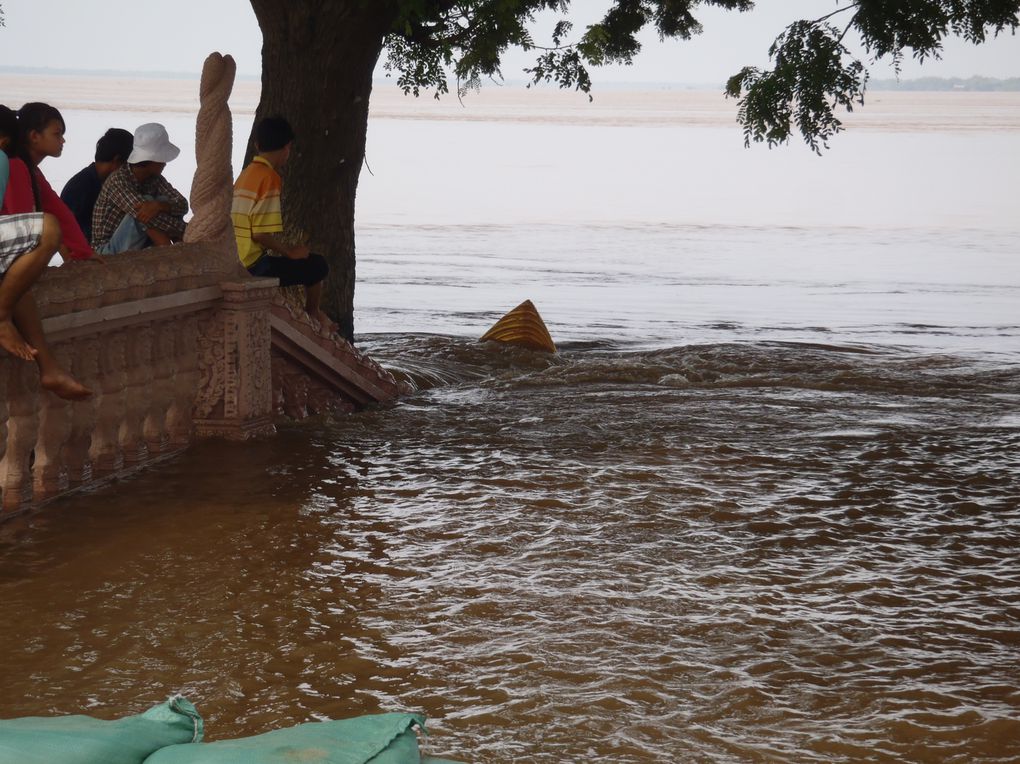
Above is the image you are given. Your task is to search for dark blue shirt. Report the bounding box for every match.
[60,163,103,244]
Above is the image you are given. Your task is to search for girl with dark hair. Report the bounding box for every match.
[0,104,91,399]
[1,102,98,263]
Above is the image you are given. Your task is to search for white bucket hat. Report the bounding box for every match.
[128,122,180,164]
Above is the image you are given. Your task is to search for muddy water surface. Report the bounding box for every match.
[1,335,1018,762]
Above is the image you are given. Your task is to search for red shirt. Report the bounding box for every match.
[1,157,95,260]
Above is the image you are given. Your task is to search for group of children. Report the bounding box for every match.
[0,101,331,403]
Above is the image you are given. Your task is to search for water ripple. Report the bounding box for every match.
[0,340,1017,761]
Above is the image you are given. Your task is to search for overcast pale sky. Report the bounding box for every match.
[0,0,1017,83]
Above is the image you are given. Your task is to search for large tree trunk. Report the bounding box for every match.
[249,1,396,342]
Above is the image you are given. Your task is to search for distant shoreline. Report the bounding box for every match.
[0,65,248,81]
[1,65,1018,92]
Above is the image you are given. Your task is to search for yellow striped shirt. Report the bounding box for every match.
[232,156,282,268]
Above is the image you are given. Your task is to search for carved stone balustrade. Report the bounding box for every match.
[269,292,406,419]
[0,52,404,519]
[0,244,403,518]
[0,244,234,513]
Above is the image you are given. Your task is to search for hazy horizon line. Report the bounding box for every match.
[1,64,1017,92]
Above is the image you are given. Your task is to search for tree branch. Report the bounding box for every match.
[836,9,861,45]
[812,3,858,27]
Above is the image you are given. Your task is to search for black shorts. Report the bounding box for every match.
[248,253,329,287]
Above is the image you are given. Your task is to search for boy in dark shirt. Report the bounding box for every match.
[60,127,133,244]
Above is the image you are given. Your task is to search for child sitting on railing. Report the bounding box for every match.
[0,105,91,400]
[2,103,99,263]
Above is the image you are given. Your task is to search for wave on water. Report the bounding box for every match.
[2,330,1017,762]
[363,334,1020,401]
[320,331,1020,761]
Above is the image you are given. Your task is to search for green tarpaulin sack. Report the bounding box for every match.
[0,695,203,764]
[144,712,456,764]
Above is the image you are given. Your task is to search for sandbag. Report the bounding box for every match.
[0,695,203,764]
[144,712,429,764]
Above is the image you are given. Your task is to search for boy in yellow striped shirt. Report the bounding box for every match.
[232,116,329,323]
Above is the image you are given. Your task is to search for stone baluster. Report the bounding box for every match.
[144,322,178,455]
[167,315,201,449]
[32,345,76,500]
[64,336,100,485]
[89,330,128,476]
[119,323,154,465]
[0,362,40,512]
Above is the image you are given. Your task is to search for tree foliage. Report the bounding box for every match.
[725,20,868,153]
[382,0,1019,151]
[384,1,755,98]
[725,1,1020,152]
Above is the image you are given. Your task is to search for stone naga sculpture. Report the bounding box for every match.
[185,52,240,262]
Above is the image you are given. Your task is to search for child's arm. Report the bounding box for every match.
[37,171,97,261]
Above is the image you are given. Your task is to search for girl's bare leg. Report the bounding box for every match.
[12,291,91,400]
[0,213,60,360]
[0,315,34,360]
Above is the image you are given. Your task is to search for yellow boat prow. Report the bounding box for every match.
[480,300,557,353]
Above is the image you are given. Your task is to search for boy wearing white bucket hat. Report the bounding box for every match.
[91,122,188,254]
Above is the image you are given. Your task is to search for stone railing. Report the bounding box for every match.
[270,291,405,418]
[0,243,259,512]
[0,53,403,518]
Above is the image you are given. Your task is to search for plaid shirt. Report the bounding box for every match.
[91,164,188,248]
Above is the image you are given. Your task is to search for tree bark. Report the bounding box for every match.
[248,1,397,342]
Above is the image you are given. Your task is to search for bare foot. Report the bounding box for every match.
[41,370,93,401]
[0,319,37,361]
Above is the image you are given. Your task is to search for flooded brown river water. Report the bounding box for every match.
[1,336,1018,762]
